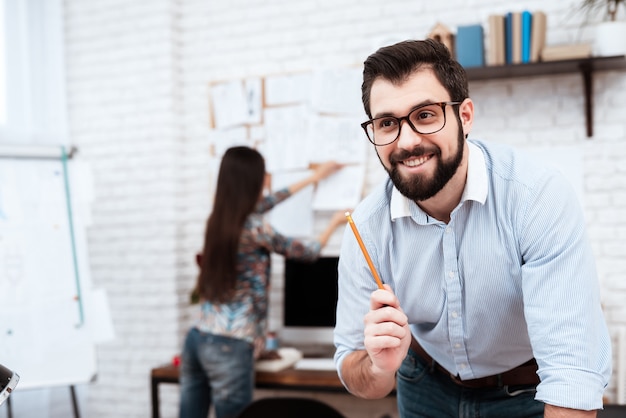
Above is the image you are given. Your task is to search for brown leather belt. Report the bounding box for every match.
[409,337,540,389]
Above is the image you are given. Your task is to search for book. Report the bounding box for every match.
[255,347,303,372]
[294,358,336,371]
[505,12,512,64]
[530,11,547,62]
[511,12,522,64]
[540,43,592,61]
[521,11,532,63]
[455,24,485,68]
[487,14,506,66]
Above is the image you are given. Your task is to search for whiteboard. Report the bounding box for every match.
[0,157,97,390]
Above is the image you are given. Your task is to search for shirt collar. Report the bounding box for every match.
[390,141,488,220]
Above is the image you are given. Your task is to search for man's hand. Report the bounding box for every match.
[364,284,412,374]
[341,284,411,398]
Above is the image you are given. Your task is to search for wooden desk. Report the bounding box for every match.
[150,364,345,418]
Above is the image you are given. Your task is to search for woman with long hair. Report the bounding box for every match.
[179,146,348,418]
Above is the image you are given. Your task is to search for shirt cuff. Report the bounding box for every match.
[536,368,607,410]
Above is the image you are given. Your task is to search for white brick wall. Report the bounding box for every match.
[59,1,186,417]
[33,0,625,416]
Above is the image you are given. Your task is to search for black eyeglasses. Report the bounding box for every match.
[361,101,461,146]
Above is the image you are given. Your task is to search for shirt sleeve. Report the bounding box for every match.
[519,170,611,410]
[252,217,322,261]
[333,208,382,386]
[255,188,291,214]
[238,216,321,337]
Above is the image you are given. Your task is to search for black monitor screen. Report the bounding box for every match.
[283,257,339,327]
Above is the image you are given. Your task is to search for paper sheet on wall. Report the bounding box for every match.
[209,126,252,158]
[312,164,365,210]
[268,170,314,237]
[244,77,263,124]
[263,105,310,172]
[306,114,368,165]
[210,77,263,129]
[264,72,313,106]
[210,80,249,129]
[310,67,363,115]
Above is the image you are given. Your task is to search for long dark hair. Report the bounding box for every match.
[361,38,469,118]
[195,146,266,303]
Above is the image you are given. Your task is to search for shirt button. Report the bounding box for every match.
[455,343,461,348]
[446,227,451,233]
[460,363,467,369]
[451,311,458,318]
[449,271,454,278]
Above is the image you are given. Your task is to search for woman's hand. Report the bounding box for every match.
[311,161,345,183]
[253,336,266,359]
[330,210,350,228]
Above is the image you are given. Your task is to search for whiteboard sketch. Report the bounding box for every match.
[0,157,98,389]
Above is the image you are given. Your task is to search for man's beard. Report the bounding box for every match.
[382,129,465,202]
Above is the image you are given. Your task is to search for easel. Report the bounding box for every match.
[4,385,81,418]
[0,145,85,418]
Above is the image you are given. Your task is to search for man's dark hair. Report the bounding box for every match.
[361,38,469,118]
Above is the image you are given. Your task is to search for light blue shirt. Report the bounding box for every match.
[334,140,611,410]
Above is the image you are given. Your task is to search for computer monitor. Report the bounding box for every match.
[280,256,339,351]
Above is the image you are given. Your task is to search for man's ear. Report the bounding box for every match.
[459,98,474,138]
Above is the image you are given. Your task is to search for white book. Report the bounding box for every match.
[294,358,336,371]
[255,347,303,372]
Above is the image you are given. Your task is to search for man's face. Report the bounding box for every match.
[369,69,467,202]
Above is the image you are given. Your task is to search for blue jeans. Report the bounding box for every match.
[179,328,254,418]
[396,348,544,418]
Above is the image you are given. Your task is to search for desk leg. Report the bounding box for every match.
[151,378,160,418]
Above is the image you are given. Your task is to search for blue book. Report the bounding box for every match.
[455,24,485,68]
[505,12,513,64]
[521,11,532,63]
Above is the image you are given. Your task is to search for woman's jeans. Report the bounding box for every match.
[179,328,254,418]
[396,348,544,418]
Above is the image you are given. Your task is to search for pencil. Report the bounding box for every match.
[345,211,385,290]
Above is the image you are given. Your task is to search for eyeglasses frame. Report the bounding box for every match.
[361,101,462,146]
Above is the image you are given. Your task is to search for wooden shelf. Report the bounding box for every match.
[464,55,626,137]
